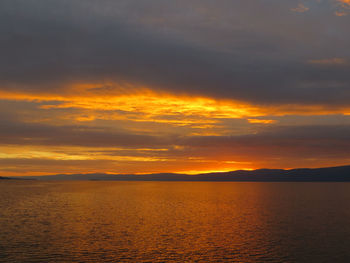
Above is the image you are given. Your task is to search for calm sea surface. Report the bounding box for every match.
[1,181,350,262]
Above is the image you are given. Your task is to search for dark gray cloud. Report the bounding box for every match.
[1,0,350,105]
[184,124,350,154]
[0,118,167,148]
[1,116,350,161]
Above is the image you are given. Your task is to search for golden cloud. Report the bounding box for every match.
[2,84,350,121]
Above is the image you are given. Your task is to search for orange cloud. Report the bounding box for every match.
[290,3,309,13]
[0,144,257,176]
[2,84,350,177]
[337,0,350,8]
[247,119,276,124]
[307,57,348,65]
[335,11,348,16]
[2,85,350,120]
[334,0,350,15]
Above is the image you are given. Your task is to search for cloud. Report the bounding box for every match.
[290,3,310,13]
[0,0,350,106]
[1,115,350,174]
[335,11,348,16]
[247,119,276,124]
[1,0,350,175]
[337,0,350,8]
[307,58,348,65]
[0,118,167,148]
[333,0,350,15]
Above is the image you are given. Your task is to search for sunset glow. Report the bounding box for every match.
[1,0,350,177]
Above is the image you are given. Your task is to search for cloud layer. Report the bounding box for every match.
[1,0,350,105]
[1,0,350,175]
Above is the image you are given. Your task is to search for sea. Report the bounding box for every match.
[1,181,350,262]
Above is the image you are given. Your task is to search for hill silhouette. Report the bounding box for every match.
[14,165,350,181]
[0,176,12,180]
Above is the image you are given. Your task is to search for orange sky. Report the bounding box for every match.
[1,0,350,176]
[1,84,350,176]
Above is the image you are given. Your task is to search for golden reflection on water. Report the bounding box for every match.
[1,181,350,262]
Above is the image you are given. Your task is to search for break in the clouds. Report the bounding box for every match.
[0,0,350,176]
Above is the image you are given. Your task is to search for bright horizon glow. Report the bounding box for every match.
[1,1,350,176]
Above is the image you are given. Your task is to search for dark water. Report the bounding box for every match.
[1,181,350,262]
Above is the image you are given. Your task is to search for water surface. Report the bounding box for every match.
[1,181,350,262]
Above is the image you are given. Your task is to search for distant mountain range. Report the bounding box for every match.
[10,165,350,181]
[0,176,12,180]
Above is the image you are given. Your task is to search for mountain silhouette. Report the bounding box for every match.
[14,165,350,181]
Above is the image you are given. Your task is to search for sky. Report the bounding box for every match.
[1,0,350,176]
